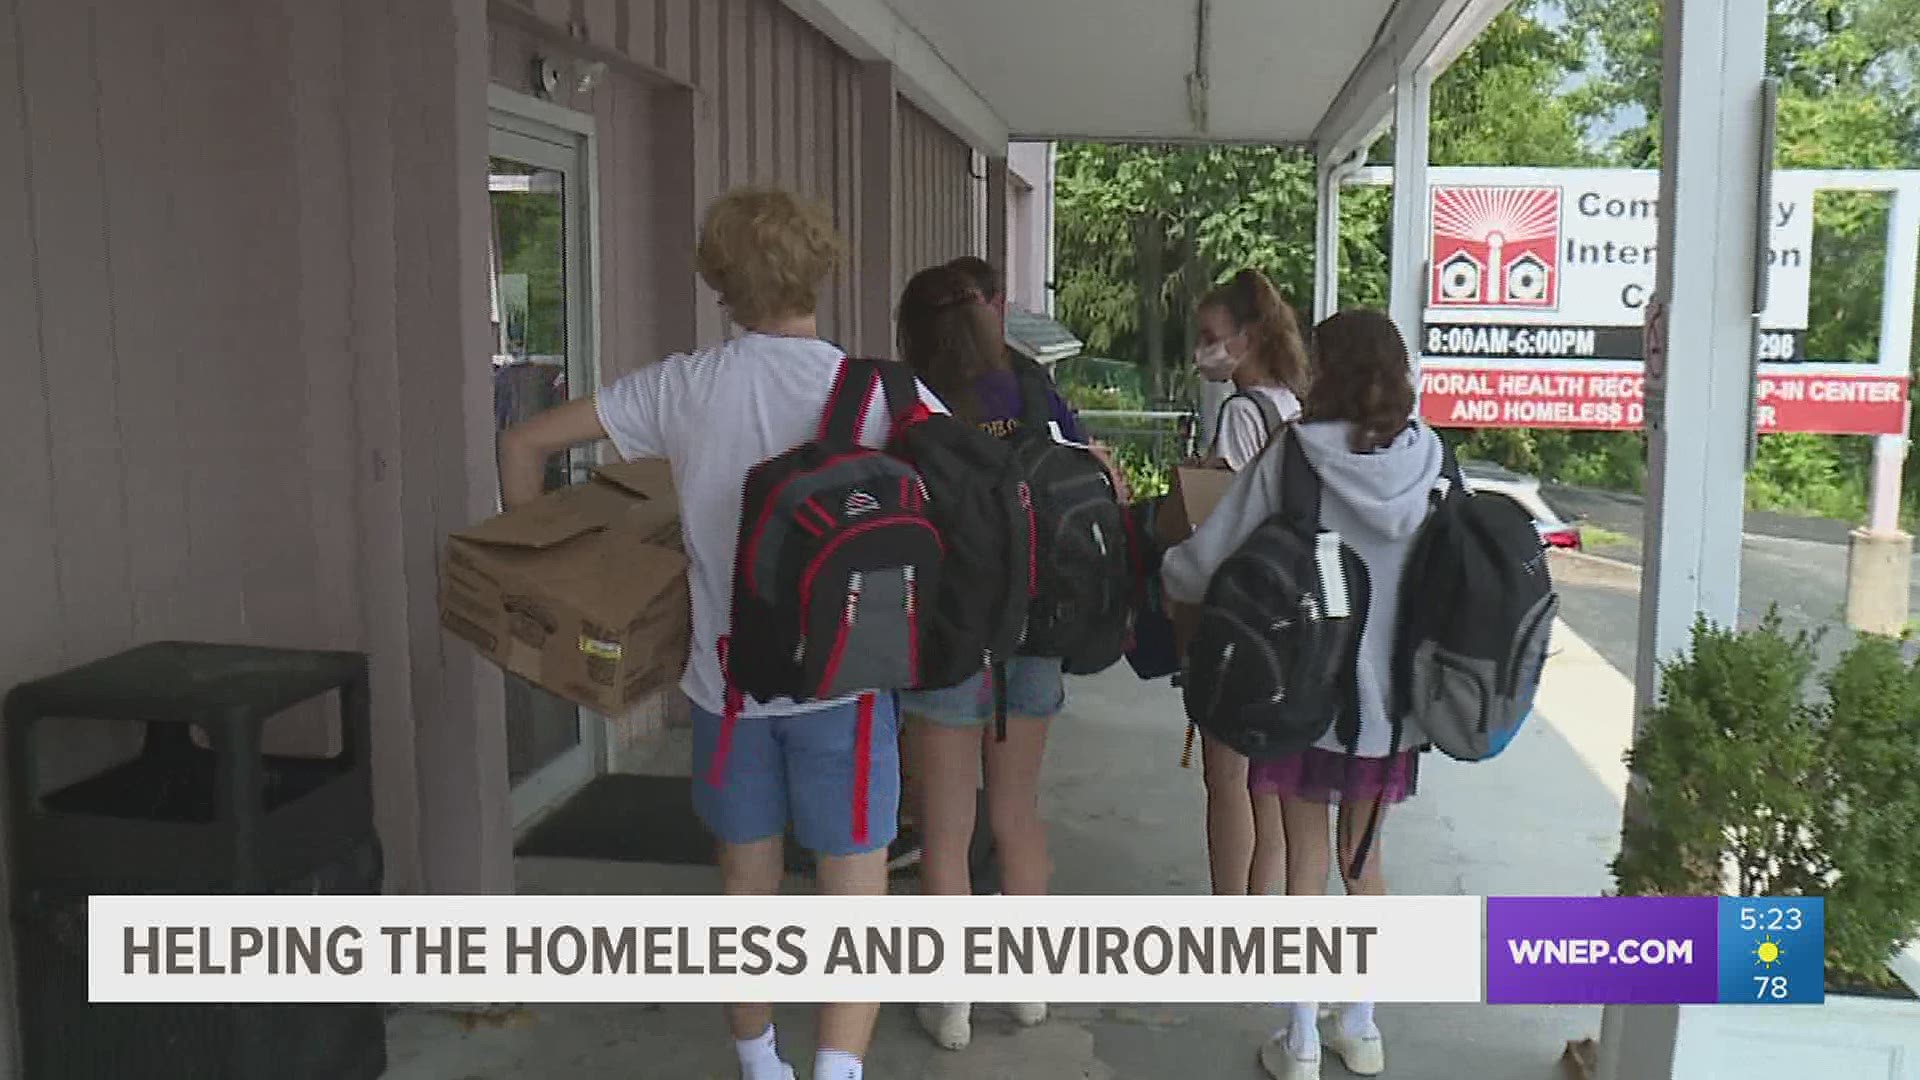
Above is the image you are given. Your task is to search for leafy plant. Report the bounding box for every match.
[1813,634,1920,985]
[1111,441,1171,501]
[1615,614,1920,990]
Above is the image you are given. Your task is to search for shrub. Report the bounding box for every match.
[1615,614,1920,990]
[1814,635,1920,985]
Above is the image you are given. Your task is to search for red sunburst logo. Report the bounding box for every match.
[1429,186,1563,309]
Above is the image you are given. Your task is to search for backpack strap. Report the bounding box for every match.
[1276,429,1324,535]
[991,660,1009,742]
[1011,355,1055,445]
[819,358,882,447]
[1346,722,1399,883]
[708,636,747,789]
[1426,423,1467,502]
[1208,390,1286,457]
[872,358,924,426]
[850,692,876,846]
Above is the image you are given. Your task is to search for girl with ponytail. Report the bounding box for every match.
[1184,269,1311,907]
[1195,268,1310,469]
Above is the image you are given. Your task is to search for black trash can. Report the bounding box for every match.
[5,642,387,1080]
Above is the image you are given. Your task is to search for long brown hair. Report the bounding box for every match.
[896,265,1006,424]
[1304,309,1417,451]
[1197,268,1310,396]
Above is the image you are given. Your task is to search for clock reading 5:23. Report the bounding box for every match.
[1717,898,1824,1005]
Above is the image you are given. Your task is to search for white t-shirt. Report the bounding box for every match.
[1214,384,1303,471]
[594,333,945,718]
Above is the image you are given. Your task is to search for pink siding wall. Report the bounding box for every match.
[502,0,879,352]
[0,0,983,1069]
[896,98,981,296]
[0,0,505,1073]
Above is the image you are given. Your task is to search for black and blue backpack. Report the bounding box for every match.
[1391,436,1558,762]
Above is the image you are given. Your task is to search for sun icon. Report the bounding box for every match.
[1753,935,1785,969]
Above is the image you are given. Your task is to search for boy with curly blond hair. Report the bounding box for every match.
[499,186,942,1080]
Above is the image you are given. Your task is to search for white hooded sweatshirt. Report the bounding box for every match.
[1161,420,1444,758]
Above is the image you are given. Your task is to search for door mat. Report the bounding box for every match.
[514,774,716,865]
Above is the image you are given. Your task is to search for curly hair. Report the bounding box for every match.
[896,265,1006,425]
[1304,310,1417,452]
[695,187,844,327]
[1197,268,1310,396]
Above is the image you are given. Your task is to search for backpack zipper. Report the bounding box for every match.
[1501,592,1560,698]
[796,515,943,616]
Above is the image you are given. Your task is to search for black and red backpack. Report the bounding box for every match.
[723,358,945,708]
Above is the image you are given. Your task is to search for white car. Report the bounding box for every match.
[1459,459,1584,550]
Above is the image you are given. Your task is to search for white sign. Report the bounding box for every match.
[1362,166,1920,436]
[1426,167,1813,330]
[89,894,1486,1005]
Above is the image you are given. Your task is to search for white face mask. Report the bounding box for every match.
[1194,339,1239,382]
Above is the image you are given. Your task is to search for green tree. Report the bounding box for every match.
[1562,0,1920,519]
[1430,2,1598,168]
[1054,0,1582,404]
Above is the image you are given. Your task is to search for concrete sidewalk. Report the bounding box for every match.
[387,620,1637,1079]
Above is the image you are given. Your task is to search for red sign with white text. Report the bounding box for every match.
[1420,366,1909,436]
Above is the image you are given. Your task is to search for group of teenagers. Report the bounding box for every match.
[499,185,1529,1080]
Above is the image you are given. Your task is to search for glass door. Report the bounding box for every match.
[488,103,602,825]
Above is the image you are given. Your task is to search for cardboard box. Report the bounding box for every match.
[440,460,690,714]
[1154,464,1236,550]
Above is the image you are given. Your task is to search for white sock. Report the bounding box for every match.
[1340,1001,1378,1039]
[814,1048,863,1080]
[1283,1003,1320,1057]
[735,1025,785,1080]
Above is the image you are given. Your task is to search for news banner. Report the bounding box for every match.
[88,895,1825,1006]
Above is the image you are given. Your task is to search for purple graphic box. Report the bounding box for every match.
[1485,897,1720,1004]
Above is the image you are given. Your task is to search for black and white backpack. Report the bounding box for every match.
[1181,432,1369,759]
[1392,436,1558,762]
[724,359,945,707]
[1009,357,1132,676]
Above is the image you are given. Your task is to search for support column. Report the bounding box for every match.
[1314,158,1341,323]
[1847,186,1916,635]
[856,61,898,357]
[1042,142,1058,316]
[986,154,1009,279]
[1386,65,1431,366]
[1314,150,1365,323]
[1603,0,1769,1074]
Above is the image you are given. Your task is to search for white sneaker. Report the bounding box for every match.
[1321,1020,1386,1077]
[916,1003,972,1050]
[1006,1002,1048,1027]
[1258,1034,1321,1080]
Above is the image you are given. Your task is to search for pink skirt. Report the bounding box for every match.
[1247,747,1421,805]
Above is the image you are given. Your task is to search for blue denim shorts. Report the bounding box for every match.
[898,657,1067,727]
[690,694,900,857]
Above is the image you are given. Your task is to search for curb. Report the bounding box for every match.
[1550,547,1642,576]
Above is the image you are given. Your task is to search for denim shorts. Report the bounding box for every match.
[898,657,1067,727]
[690,694,900,857]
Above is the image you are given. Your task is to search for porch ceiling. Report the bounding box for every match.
[788,0,1514,158]
[880,0,1396,144]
